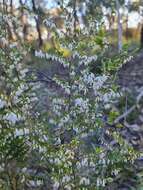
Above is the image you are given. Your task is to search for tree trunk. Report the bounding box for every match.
[31,0,43,47]
[125,14,129,40]
[73,0,77,37]
[116,0,122,52]
[140,24,143,48]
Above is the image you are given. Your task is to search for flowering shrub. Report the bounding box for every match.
[0,4,141,190]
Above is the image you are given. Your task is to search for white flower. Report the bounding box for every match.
[74,98,89,112]
[49,119,56,124]
[75,98,83,106]
[9,64,15,70]
[53,181,60,190]
[0,99,6,109]
[62,175,71,183]
[76,161,81,169]
[113,169,119,176]
[28,180,35,186]
[123,55,133,64]
[65,149,74,159]
[20,68,28,78]
[54,158,61,164]
[65,87,70,95]
[4,112,21,124]
[96,178,101,187]
[89,161,96,167]
[102,179,106,187]
[64,185,73,190]
[79,177,90,185]
[15,128,29,136]
[83,73,95,85]
[102,90,120,103]
[36,180,43,186]
[15,129,24,136]
[22,167,27,172]
[93,75,108,94]
[104,103,111,109]
[35,50,45,58]
[81,157,88,167]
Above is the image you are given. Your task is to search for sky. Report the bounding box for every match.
[128,12,141,27]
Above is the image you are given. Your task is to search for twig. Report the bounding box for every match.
[113,105,136,125]
[113,89,143,125]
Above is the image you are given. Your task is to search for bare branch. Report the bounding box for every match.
[113,89,143,125]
